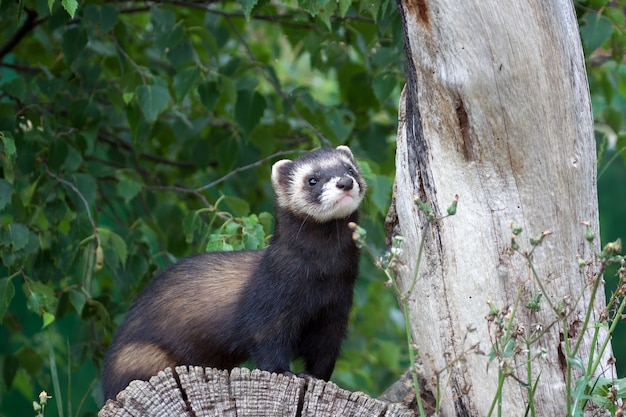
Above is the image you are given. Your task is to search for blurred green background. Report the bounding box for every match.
[1,0,625,416]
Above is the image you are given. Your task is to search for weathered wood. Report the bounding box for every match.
[390,0,614,416]
[98,367,416,417]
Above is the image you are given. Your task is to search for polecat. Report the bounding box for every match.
[101,146,366,401]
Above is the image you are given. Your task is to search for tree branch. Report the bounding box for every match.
[0,7,45,62]
[45,166,97,233]
[97,131,196,169]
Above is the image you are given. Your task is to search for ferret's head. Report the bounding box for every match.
[271,146,366,222]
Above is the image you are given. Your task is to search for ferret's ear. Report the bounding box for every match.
[271,159,293,195]
[335,145,355,162]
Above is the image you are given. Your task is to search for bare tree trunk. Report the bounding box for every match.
[98,367,414,417]
[388,1,615,415]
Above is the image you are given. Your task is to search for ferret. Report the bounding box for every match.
[101,146,366,401]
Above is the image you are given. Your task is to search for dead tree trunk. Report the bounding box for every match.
[98,367,414,417]
[388,1,615,415]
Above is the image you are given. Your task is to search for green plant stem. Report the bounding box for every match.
[572,265,604,357]
[83,240,97,296]
[563,316,573,416]
[66,339,72,417]
[485,282,525,417]
[588,292,626,376]
[526,343,535,417]
[384,218,434,416]
[407,221,430,296]
[402,296,427,417]
[597,146,626,180]
[48,328,64,417]
[525,371,540,417]
[585,325,601,377]
[526,259,557,313]
[487,371,506,417]
[387,267,426,417]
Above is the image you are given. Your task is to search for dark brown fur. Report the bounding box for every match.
[102,147,365,400]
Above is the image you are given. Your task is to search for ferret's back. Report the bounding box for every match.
[102,250,263,400]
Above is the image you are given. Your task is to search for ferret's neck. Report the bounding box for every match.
[271,205,358,246]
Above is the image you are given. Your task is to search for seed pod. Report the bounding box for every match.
[95,243,104,271]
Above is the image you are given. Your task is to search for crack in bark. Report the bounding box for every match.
[396,0,432,205]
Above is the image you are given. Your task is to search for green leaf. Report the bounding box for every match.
[62,27,88,65]
[117,178,142,203]
[3,355,19,389]
[299,0,331,17]
[566,355,587,374]
[84,4,119,32]
[502,338,516,358]
[366,173,392,217]
[68,289,86,315]
[605,7,625,27]
[206,235,234,252]
[136,84,171,122]
[81,299,110,321]
[378,340,401,369]
[235,89,266,135]
[16,346,43,377]
[198,81,220,112]
[68,173,97,207]
[338,0,351,17]
[223,196,250,218]
[7,224,29,250]
[0,277,15,321]
[48,139,68,169]
[42,312,55,329]
[237,0,259,20]
[0,131,16,156]
[580,14,613,54]
[323,108,354,143]
[0,179,12,211]
[0,132,16,184]
[151,6,176,35]
[98,228,128,268]
[317,0,335,30]
[1,78,26,102]
[62,0,78,18]
[173,67,201,101]
[257,212,273,235]
[23,281,57,315]
[373,72,397,103]
[183,211,201,244]
[101,5,120,32]
[243,231,260,249]
[109,232,128,268]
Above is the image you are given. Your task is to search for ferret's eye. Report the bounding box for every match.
[308,178,318,186]
[347,167,354,175]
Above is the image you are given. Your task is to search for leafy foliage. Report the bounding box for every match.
[576,0,626,163]
[576,0,626,380]
[1,0,625,416]
[0,0,403,414]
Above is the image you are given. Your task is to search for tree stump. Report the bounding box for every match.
[98,367,415,417]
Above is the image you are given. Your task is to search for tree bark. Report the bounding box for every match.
[389,1,615,416]
[98,367,415,417]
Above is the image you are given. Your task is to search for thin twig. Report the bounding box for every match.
[112,34,146,84]
[45,167,97,232]
[148,150,299,195]
[97,131,196,169]
[0,8,46,61]
[194,150,297,192]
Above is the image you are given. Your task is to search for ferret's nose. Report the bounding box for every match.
[336,177,354,191]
